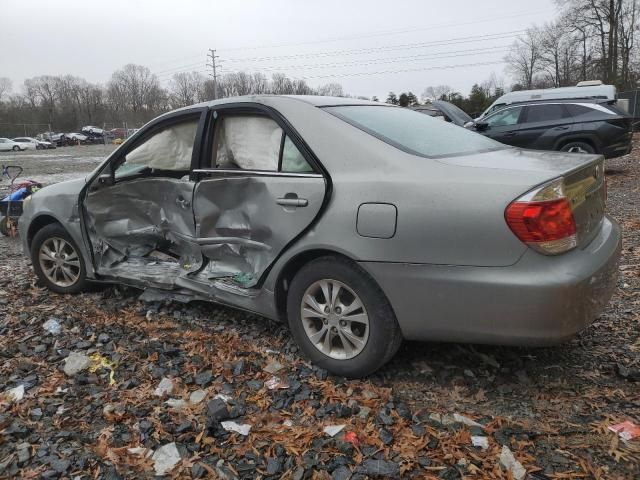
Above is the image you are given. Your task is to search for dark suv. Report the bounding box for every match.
[433,99,633,159]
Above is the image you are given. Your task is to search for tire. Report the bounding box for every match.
[12,145,20,151]
[0,216,9,236]
[287,256,402,378]
[31,223,88,294]
[560,141,595,154]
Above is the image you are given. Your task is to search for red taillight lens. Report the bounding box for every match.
[506,198,576,242]
[505,196,577,254]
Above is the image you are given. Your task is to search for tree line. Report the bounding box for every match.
[505,0,639,90]
[0,65,346,136]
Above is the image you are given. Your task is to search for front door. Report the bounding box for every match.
[481,105,527,147]
[190,110,327,290]
[81,110,205,288]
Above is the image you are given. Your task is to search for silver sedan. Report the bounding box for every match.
[19,96,621,377]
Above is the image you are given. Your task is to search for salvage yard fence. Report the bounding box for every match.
[618,89,640,128]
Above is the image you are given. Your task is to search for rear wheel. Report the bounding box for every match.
[560,141,595,154]
[31,223,88,294]
[287,256,402,377]
[12,145,20,151]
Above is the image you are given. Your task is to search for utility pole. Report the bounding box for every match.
[207,49,220,99]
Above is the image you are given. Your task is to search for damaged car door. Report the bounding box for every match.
[82,110,206,288]
[189,109,327,292]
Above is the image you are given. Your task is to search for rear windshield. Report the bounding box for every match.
[325,105,504,157]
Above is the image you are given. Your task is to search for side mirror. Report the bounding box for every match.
[463,121,475,129]
[474,121,489,131]
[96,173,114,189]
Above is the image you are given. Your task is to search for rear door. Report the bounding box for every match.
[480,106,527,146]
[191,107,327,289]
[517,103,573,149]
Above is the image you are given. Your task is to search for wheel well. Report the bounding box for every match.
[274,249,356,322]
[27,215,61,249]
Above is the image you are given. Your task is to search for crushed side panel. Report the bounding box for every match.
[193,175,326,288]
[84,177,201,286]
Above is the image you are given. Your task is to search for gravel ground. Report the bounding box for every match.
[0,144,638,479]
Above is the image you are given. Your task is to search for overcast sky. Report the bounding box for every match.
[1,0,557,99]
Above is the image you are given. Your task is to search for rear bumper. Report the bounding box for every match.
[360,215,621,345]
[602,137,632,159]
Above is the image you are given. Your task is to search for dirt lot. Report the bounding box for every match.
[0,144,638,479]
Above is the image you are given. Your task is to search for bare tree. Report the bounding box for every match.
[505,27,544,89]
[107,64,165,123]
[0,77,12,102]
[169,72,206,108]
[421,85,454,102]
[316,83,344,96]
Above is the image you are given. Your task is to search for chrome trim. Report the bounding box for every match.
[193,169,323,178]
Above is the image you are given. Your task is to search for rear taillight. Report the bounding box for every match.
[505,179,577,255]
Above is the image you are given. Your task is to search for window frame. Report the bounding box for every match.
[194,103,323,179]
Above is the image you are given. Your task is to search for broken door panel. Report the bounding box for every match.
[192,174,326,288]
[84,177,199,285]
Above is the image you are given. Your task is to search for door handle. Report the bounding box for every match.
[504,131,517,137]
[277,195,308,207]
[175,196,191,209]
[554,126,570,130]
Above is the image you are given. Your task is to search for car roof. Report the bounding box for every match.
[494,98,612,108]
[180,95,385,112]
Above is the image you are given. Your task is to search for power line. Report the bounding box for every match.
[222,31,523,63]
[226,46,512,73]
[143,10,540,75]
[216,9,550,52]
[152,29,524,82]
[295,59,506,80]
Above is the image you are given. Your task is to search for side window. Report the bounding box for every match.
[281,136,313,173]
[565,104,593,117]
[115,119,198,179]
[213,115,282,171]
[525,104,569,123]
[485,107,523,127]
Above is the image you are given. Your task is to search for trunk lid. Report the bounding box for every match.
[563,157,606,247]
[438,148,606,248]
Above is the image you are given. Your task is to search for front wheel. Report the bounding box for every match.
[31,223,89,294]
[12,145,20,151]
[0,216,9,236]
[560,141,595,154]
[287,256,402,377]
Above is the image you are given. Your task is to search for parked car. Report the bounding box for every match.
[0,138,27,152]
[478,81,616,118]
[19,96,620,377]
[12,137,55,150]
[66,133,88,144]
[432,99,633,159]
[42,132,73,147]
[82,126,104,136]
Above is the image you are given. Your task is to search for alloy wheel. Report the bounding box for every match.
[300,279,369,360]
[38,237,81,287]
[567,145,588,153]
